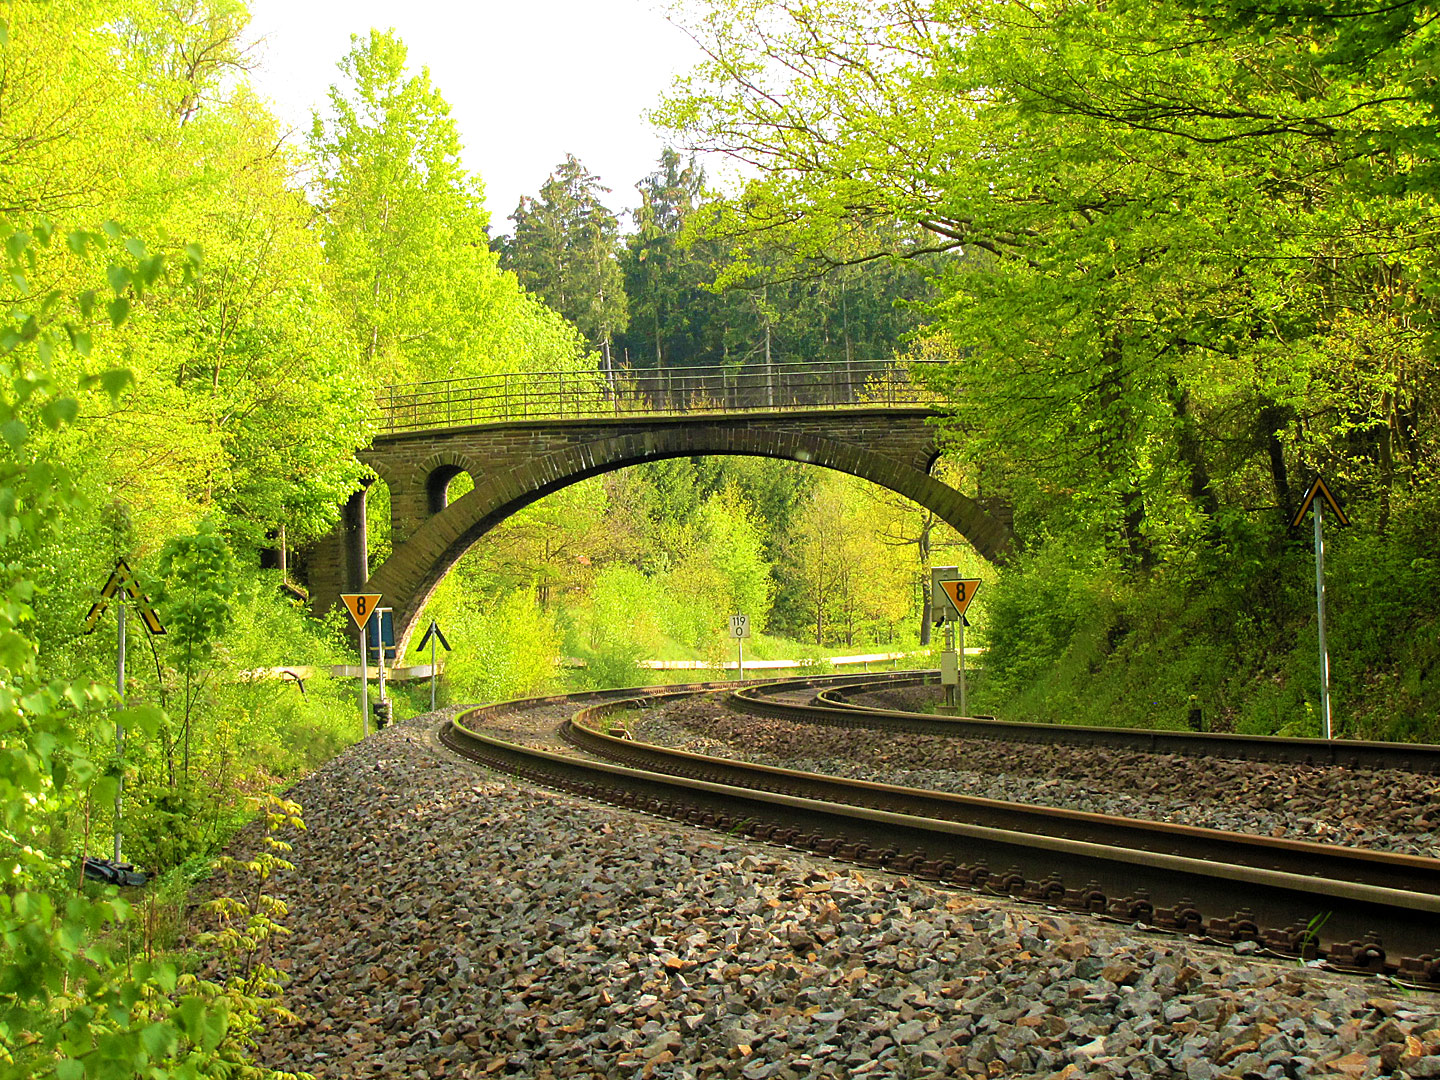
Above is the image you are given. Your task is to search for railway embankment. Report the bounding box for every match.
[215,706,1440,1079]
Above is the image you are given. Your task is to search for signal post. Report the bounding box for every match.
[931,568,980,715]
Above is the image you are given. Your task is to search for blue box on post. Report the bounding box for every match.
[368,608,397,663]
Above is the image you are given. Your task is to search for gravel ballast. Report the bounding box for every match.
[629,697,1440,858]
[218,708,1440,1079]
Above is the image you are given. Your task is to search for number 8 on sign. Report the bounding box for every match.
[342,593,383,631]
[939,578,981,618]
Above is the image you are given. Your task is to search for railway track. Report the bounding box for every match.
[441,678,1440,986]
[732,673,1440,773]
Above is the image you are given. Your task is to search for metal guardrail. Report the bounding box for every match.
[377,359,945,433]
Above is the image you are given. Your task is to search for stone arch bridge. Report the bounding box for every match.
[304,361,1013,653]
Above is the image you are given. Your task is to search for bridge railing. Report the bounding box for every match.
[377,359,946,432]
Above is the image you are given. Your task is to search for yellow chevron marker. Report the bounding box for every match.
[1291,476,1350,529]
[83,558,165,635]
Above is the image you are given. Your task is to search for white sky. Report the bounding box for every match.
[243,0,711,234]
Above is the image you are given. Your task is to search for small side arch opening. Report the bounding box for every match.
[427,465,468,514]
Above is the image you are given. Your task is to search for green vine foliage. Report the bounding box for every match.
[190,795,309,1080]
[0,220,303,1079]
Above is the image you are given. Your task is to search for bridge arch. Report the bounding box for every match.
[359,414,1012,652]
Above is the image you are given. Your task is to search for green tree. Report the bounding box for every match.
[664,487,775,648]
[154,521,239,782]
[618,149,710,369]
[658,0,1440,559]
[500,154,629,353]
[309,28,583,385]
[782,473,910,646]
[0,214,285,1080]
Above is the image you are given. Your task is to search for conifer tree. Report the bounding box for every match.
[500,154,628,353]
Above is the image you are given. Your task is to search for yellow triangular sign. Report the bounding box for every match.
[83,558,165,635]
[136,604,166,635]
[1291,476,1350,529]
[341,592,383,631]
[940,578,981,617]
[82,598,107,633]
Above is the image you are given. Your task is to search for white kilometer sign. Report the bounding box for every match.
[729,613,750,682]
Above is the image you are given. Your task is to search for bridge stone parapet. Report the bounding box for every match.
[305,406,1012,653]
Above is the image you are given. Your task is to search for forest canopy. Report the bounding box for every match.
[1,0,1439,1073]
[648,0,1439,735]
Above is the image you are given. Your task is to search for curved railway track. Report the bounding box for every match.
[439,677,1440,986]
[733,672,1440,773]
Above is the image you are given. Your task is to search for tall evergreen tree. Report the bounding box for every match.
[500,154,628,353]
[619,149,711,369]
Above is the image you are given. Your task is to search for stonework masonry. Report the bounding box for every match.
[304,407,1012,652]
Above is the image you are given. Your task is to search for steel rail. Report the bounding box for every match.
[442,691,1440,983]
[730,676,1440,773]
[564,696,1440,896]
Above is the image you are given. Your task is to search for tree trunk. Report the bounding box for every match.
[1168,376,1219,524]
[1256,398,1292,522]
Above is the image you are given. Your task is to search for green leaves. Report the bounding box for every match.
[173,996,228,1050]
[39,396,78,429]
[79,369,135,401]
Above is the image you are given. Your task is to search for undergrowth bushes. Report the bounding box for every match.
[977,503,1440,741]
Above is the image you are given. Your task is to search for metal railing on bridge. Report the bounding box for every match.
[377,359,946,433]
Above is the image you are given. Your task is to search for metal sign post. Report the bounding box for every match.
[360,627,369,737]
[114,603,125,861]
[369,608,396,726]
[341,593,382,738]
[942,616,957,709]
[1291,477,1349,740]
[729,614,751,680]
[959,615,967,719]
[931,568,980,714]
[82,558,165,864]
[375,618,387,709]
[1314,500,1332,740]
[418,620,452,711]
